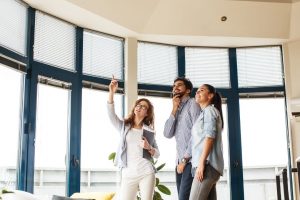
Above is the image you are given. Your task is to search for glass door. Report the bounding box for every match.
[240,98,288,200]
[0,64,24,190]
[81,88,122,193]
[34,79,71,196]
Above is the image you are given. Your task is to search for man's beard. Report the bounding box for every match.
[173,91,185,98]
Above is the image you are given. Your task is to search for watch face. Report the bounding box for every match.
[181,158,186,163]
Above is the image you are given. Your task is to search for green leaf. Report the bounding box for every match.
[157,184,171,195]
[156,163,165,171]
[153,191,162,200]
[153,159,158,165]
[108,152,116,162]
[155,177,160,186]
[150,157,154,164]
[2,190,13,194]
[0,189,14,200]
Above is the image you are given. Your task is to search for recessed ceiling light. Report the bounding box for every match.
[221,16,227,22]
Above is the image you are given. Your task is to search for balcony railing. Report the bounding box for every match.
[276,157,300,200]
[1,166,286,200]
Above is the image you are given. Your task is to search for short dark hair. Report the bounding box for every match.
[173,77,193,92]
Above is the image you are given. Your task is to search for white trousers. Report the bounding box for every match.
[119,172,155,200]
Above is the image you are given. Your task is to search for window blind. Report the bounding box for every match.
[185,47,230,88]
[0,0,27,55]
[237,46,283,87]
[34,11,76,71]
[83,30,124,79]
[138,42,178,85]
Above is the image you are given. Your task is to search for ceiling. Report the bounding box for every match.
[233,0,300,3]
[23,0,299,47]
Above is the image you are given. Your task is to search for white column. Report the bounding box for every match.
[124,38,138,115]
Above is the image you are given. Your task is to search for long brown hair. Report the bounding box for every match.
[203,84,224,129]
[124,98,155,128]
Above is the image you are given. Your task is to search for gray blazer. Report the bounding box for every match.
[107,103,160,169]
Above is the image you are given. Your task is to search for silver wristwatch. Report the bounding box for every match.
[181,158,188,164]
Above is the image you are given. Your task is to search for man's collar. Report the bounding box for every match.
[181,95,190,104]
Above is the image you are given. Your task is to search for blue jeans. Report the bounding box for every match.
[176,162,193,200]
[189,163,220,200]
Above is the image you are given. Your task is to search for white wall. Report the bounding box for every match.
[124,38,138,115]
[283,38,300,200]
[290,2,300,40]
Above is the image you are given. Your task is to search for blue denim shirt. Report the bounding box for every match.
[107,103,160,169]
[191,105,224,175]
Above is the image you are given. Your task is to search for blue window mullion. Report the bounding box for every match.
[18,6,36,192]
[227,48,244,200]
[25,68,38,193]
[177,46,185,77]
[66,27,83,196]
[0,46,26,64]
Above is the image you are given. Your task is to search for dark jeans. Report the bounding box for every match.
[176,162,193,200]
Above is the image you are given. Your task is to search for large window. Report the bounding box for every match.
[137,95,176,200]
[140,96,176,169]
[0,0,27,55]
[0,64,24,190]
[34,82,71,196]
[83,30,124,79]
[185,47,230,88]
[34,11,76,71]
[216,104,230,200]
[138,42,178,85]
[240,98,287,200]
[237,47,283,87]
[81,88,123,193]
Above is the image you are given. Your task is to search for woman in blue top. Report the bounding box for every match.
[189,84,224,200]
[107,77,160,200]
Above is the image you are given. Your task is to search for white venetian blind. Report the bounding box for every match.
[83,30,123,79]
[34,11,76,71]
[0,0,27,55]
[185,47,230,88]
[138,42,178,85]
[237,46,283,87]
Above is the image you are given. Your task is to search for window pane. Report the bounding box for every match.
[0,0,27,55]
[81,89,122,193]
[138,42,178,85]
[185,47,230,88]
[0,64,23,189]
[141,96,176,170]
[237,46,283,87]
[138,96,230,200]
[34,11,76,71]
[34,84,70,196]
[240,98,288,200]
[138,96,176,200]
[83,31,124,79]
[217,104,230,200]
